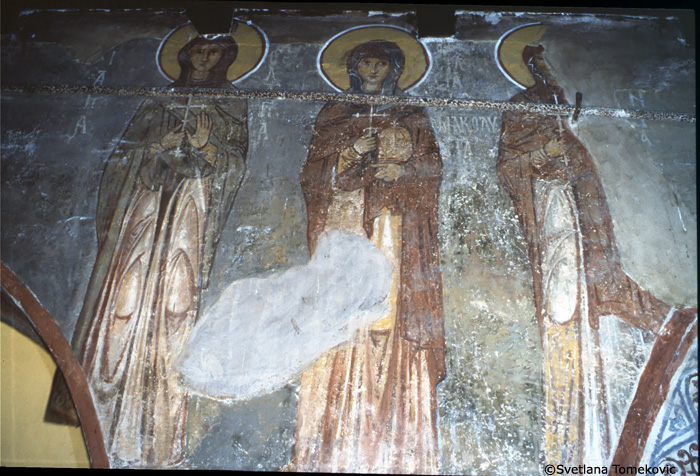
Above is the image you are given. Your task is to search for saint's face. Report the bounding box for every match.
[189,44,224,74]
[357,56,392,92]
[531,53,558,86]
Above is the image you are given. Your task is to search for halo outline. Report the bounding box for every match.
[495,22,546,90]
[317,24,432,93]
[156,19,268,85]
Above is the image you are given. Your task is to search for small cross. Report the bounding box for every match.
[352,105,390,132]
[166,94,207,130]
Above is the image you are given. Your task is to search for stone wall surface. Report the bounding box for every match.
[1,5,695,473]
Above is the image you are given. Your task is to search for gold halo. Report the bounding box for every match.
[158,20,267,83]
[496,23,546,89]
[319,25,430,92]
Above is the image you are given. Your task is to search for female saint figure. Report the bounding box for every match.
[291,29,445,473]
[496,27,673,467]
[46,22,265,467]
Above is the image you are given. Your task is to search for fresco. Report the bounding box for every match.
[496,24,678,469]
[289,27,444,473]
[643,342,698,474]
[43,20,263,468]
[0,6,696,474]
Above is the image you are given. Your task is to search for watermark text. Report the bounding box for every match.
[543,464,677,475]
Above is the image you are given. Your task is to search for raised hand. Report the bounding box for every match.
[160,124,185,149]
[353,130,379,155]
[544,136,568,158]
[186,112,213,149]
[531,147,550,169]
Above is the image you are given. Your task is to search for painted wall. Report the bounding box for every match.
[1,5,695,473]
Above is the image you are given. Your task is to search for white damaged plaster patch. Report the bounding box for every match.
[177,230,393,401]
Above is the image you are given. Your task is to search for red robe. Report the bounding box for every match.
[47,95,248,467]
[300,101,445,365]
[293,100,445,472]
[497,78,671,466]
[497,83,670,335]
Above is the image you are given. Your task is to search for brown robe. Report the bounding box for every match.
[292,100,445,473]
[496,61,671,466]
[497,83,670,335]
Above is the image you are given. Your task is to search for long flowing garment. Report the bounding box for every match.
[69,96,248,467]
[292,101,445,473]
[497,83,671,467]
[82,176,209,466]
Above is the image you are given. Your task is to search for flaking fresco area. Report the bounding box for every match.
[434,107,542,475]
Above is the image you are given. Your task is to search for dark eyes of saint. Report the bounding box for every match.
[193,47,222,55]
[360,60,388,67]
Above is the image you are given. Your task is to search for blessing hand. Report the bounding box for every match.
[186,113,213,149]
